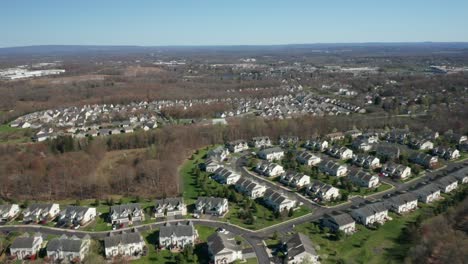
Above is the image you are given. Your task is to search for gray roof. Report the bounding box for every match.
[352,202,388,217]
[154,197,184,209]
[285,233,317,258]
[259,147,284,155]
[386,192,418,207]
[435,176,457,188]
[235,178,260,192]
[23,203,56,214]
[110,203,141,215]
[411,183,440,197]
[11,233,41,249]
[104,232,144,248]
[47,235,90,252]
[323,212,354,226]
[207,232,241,255]
[159,221,196,238]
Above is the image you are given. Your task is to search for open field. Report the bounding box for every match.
[0,124,33,143]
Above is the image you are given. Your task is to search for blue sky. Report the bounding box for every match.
[1,0,467,47]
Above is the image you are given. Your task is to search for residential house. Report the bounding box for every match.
[195,197,229,216]
[280,172,311,188]
[435,176,458,193]
[207,231,243,264]
[375,143,401,160]
[22,203,60,223]
[432,147,460,160]
[207,146,230,161]
[235,178,266,199]
[409,138,434,150]
[226,140,249,153]
[257,147,285,161]
[411,184,441,203]
[409,152,438,169]
[348,170,380,188]
[204,157,221,173]
[345,129,362,139]
[249,136,272,148]
[352,154,381,169]
[325,132,345,141]
[385,193,418,214]
[386,129,410,144]
[306,181,340,201]
[279,135,299,146]
[10,233,43,260]
[255,161,285,177]
[159,221,198,249]
[321,212,356,234]
[0,204,20,223]
[352,137,374,152]
[318,160,348,177]
[154,197,187,218]
[109,204,145,225]
[46,235,91,262]
[104,232,145,259]
[350,202,389,226]
[453,167,468,184]
[304,138,328,152]
[296,151,322,166]
[282,233,320,264]
[327,146,353,160]
[212,167,241,185]
[444,132,467,144]
[263,189,296,212]
[58,206,97,227]
[381,163,411,179]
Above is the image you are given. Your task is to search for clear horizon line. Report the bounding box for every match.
[2,41,468,49]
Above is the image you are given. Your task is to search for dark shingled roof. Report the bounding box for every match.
[285,233,317,258]
[159,221,196,238]
[104,232,144,248]
[207,232,241,255]
[11,233,41,249]
[323,212,355,226]
[47,235,90,253]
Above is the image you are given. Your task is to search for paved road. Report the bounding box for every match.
[0,219,271,264]
[233,156,321,211]
[1,159,465,263]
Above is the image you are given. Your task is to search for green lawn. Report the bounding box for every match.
[245,257,259,264]
[293,211,421,264]
[293,186,468,264]
[13,197,155,231]
[181,148,209,204]
[0,124,33,143]
[225,203,310,230]
[196,226,216,241]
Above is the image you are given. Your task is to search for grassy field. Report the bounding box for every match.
[0,124,33,143]
[132,226,216,264]
[225,204,310,230]
[292,186,467,264]
[180,145,312,230]
[293,211,421,264]
[181,148,210,204]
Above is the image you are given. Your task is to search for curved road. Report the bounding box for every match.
[1,159,466,263]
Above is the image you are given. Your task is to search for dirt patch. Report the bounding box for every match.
[123,65,167,77]
[29,74,108,85]
[92,148,146,184]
